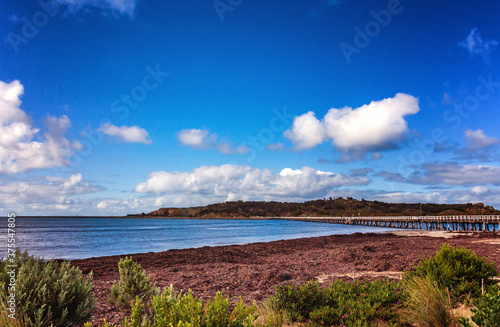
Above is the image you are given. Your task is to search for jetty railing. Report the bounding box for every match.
[269,215,500,231]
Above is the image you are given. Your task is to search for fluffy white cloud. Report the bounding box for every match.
[99,123,152,144]
[284,111,326,150]
[284,94,419,159]
[55,0,138,17]
[178,129,248,155]
[465,129,499,150]
[0,173,102,212]
[0,80,78,173]
[324,94,419,150]
[135,164,369,205]
[459,27,498,64]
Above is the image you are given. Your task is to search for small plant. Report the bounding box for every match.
[255,297,290,327]
[0,249,94,327]
[403,276,457,327]
[404,243,498,303]
[0,304,23,327]
[109,257,158,312]
[459,285,500,327]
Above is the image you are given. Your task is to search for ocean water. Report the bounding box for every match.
[0,217,400,260]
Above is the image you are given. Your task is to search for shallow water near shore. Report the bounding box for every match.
[1,217,402,259]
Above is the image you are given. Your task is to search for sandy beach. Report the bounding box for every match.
[70,230,500,325]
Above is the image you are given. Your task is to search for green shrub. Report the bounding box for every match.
[311,279,402,326]
[152,286,205,326]
[459,285,500,327]
[204,292,231,327]
[404,243,498,303]
[403,276,457,327]
[152,288,256,327]
[273,280,322,321]
[0,249,94,327]
[271,279,402,326]
[109,257,158,312]
[94,282,257,327]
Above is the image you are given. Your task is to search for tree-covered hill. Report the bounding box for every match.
[141,198,500,218]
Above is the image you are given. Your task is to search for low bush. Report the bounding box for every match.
[271,279,402,326]
[0,249,94,327]
[459,285,500,327]
[92,285,257,327]
[152,288,256,327]
[403,243,498,303]
[109,257,158,312]
[272,280,322,321]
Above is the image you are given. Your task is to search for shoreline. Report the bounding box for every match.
[70,230,500,325]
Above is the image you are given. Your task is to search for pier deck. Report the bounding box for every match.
[270,215,500,231]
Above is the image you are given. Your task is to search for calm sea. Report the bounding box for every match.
[0,218,399,260]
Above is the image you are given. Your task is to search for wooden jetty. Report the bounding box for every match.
[270,215,500,232]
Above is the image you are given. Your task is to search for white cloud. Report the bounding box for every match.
[0,80,78,174]
[178,129,248,155]
[284,94,419,159]
[284,111,326,150]
[411,163,500,186]
[0,173,102,212]
[373,191,447,204]
[465,129,499,150]
[323,93,419,150]
[178,129,213,148]
[0,173,163,216]
[99,123,152,144]
[360,187,500,209]
[459,28,498,64]
[55,0,138,17]
[471,186,488,195]
[135,164,369,205]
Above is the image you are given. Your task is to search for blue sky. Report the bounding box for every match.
[1,0,500,215]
